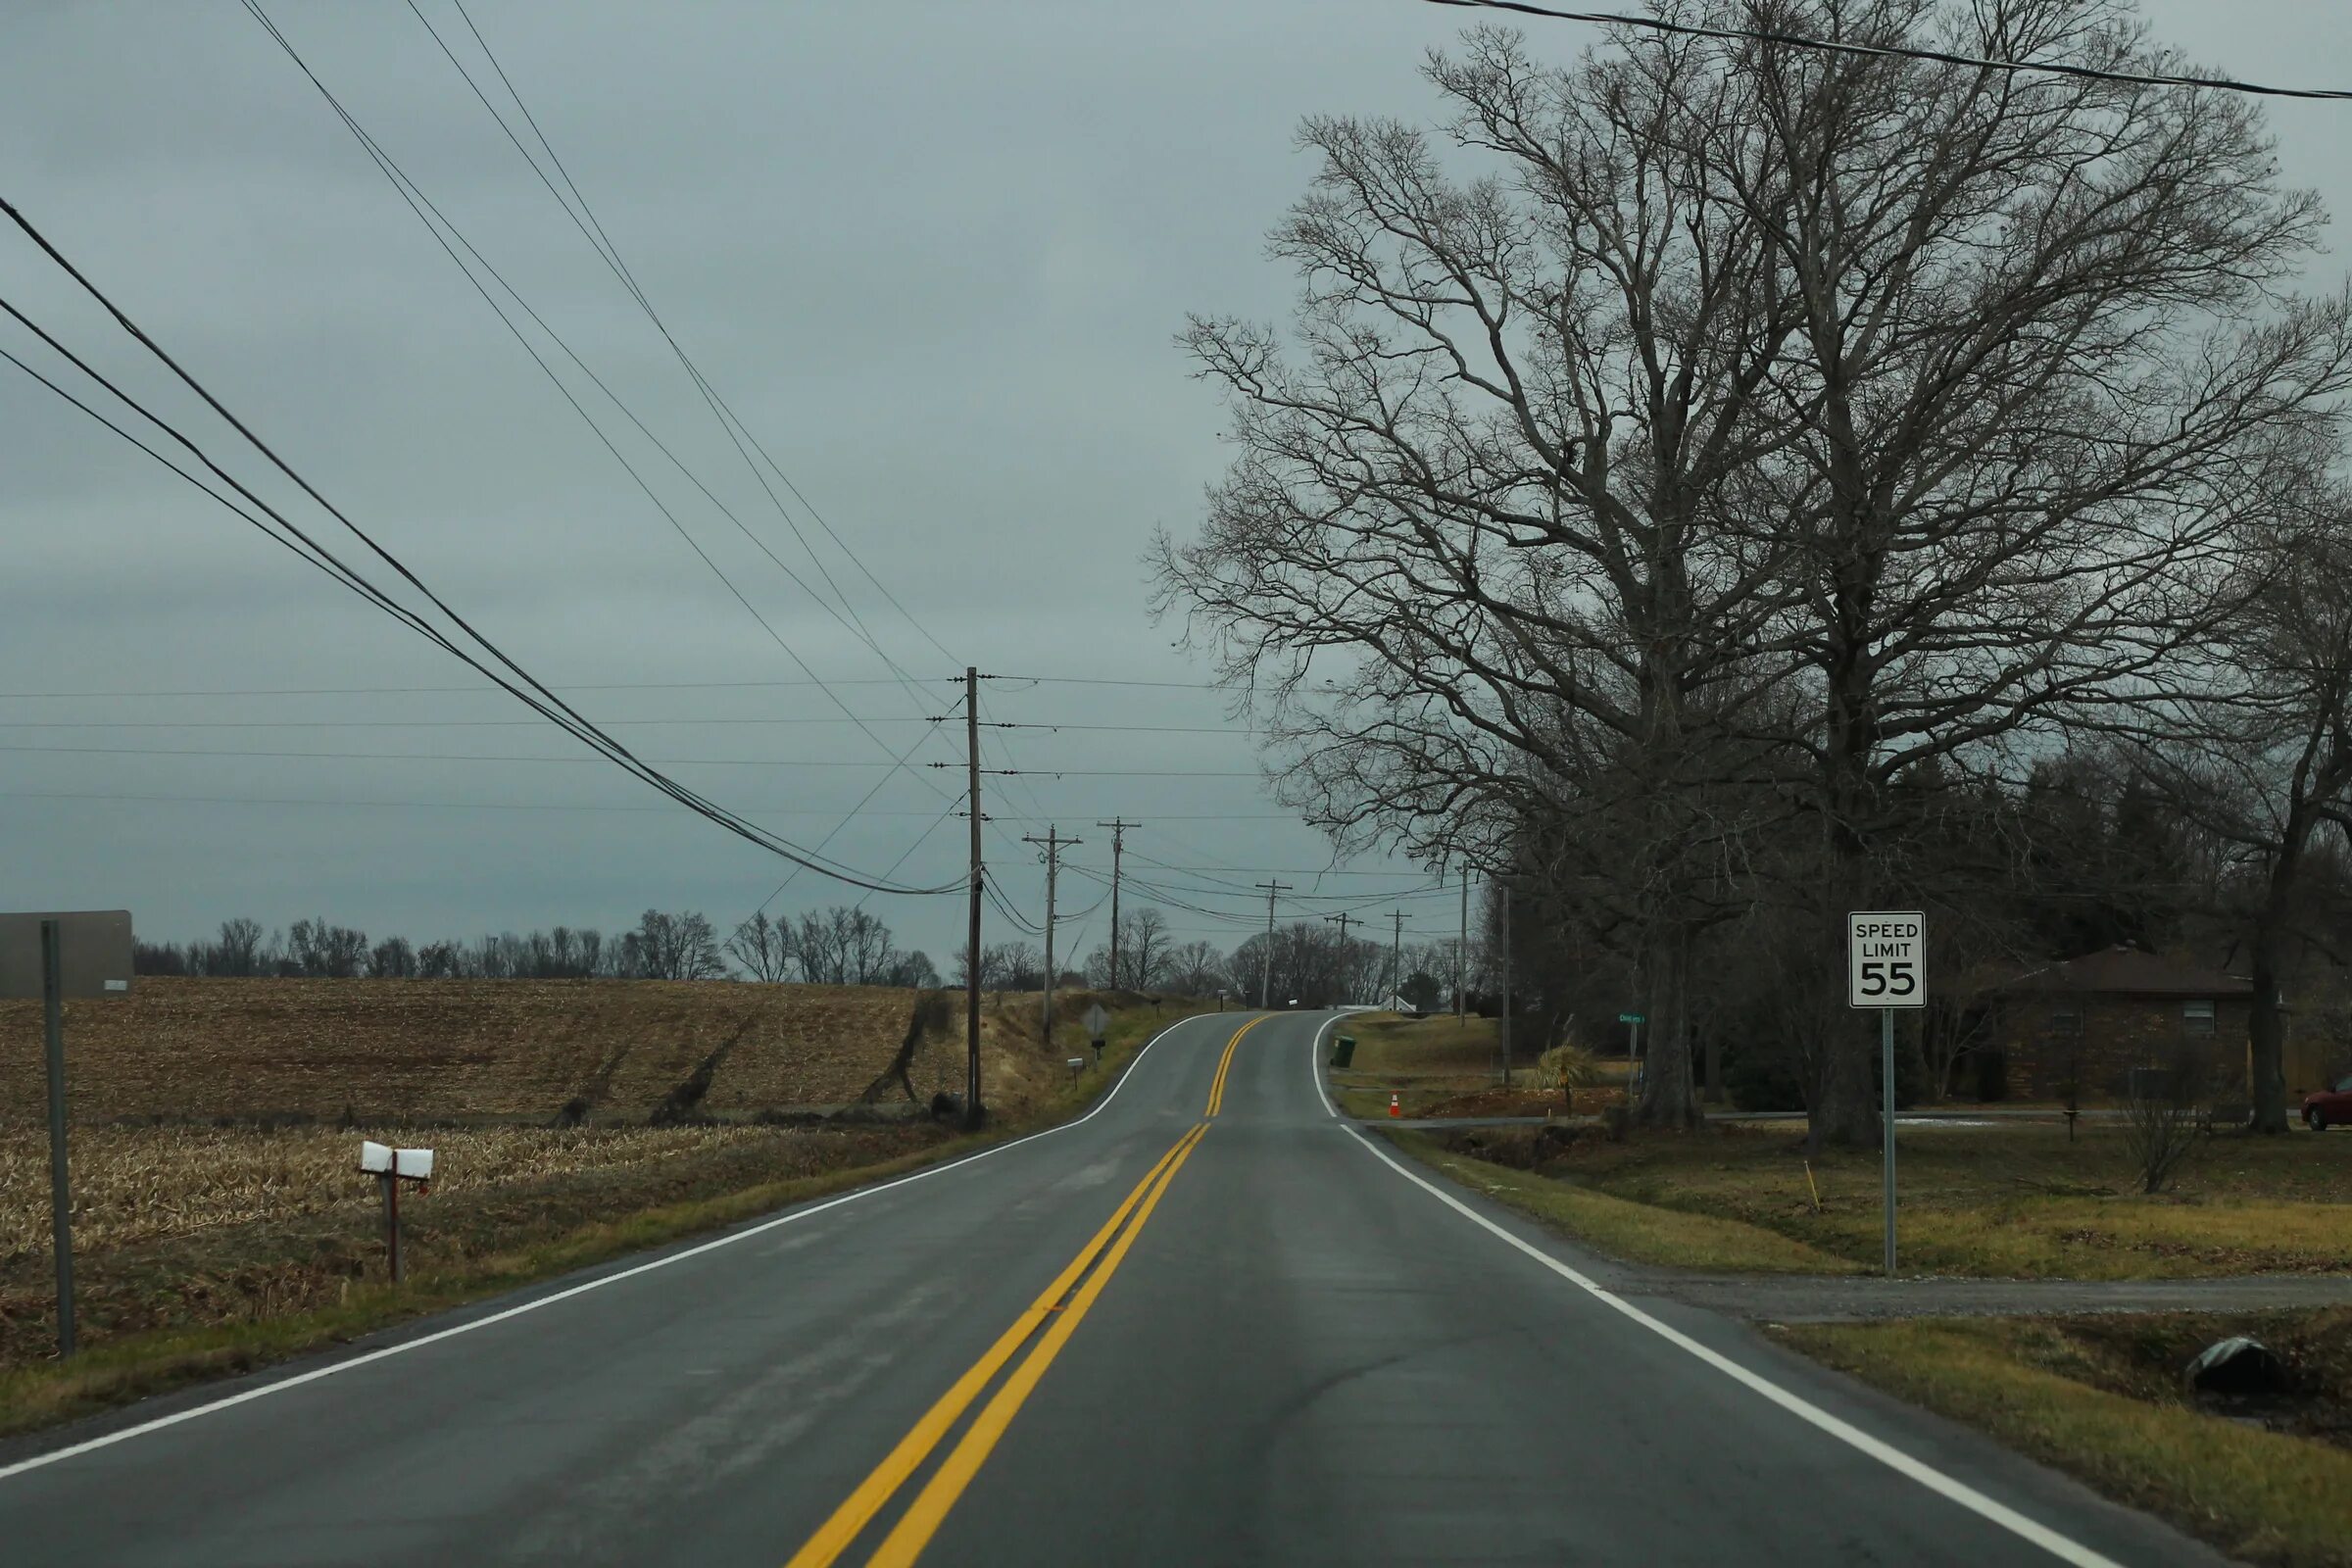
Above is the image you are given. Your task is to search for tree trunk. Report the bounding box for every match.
[2246,800,2314,1135]
[1807,1010,1881,1152]
[2248,909,2293,1136]
[1635,926,1700,1129]
[1808,868,1881,1151]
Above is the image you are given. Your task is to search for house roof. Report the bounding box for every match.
[1994,945,2252,999]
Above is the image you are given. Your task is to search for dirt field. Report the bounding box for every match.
[0,979,1204,1383]
[0,977,1145,1126]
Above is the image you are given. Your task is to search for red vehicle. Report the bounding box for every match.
[2306,1076,2352,1131]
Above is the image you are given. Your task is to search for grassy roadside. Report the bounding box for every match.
[0,996,1214,1443]
[1385,1130,1861,1274]
[1329,1011,1630,1119]
[1778,1315,2352,1568]
[1415,1119,2352,1280]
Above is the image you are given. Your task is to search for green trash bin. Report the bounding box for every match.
[1330,1034,1356,1069]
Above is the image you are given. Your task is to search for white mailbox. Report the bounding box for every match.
[358,1140,434,1180]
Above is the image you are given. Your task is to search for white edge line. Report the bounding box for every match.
[1309,1012,1341,1118]
[1341,1122,2125,1568]
[0,1007,1225,1485]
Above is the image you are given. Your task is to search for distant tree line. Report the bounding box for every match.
[131,901,1462,1005]
[135,907,935,986]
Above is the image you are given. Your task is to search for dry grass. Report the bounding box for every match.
[1781,1314,2352,1567]
[1330,1011,1634,1120]
[0,1123,792,1256]
[1339,1011,1504,1073]
[1438,1120,2352,1279]
[1391,1132,1859,1274]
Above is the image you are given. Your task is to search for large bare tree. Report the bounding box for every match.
[1709,0,2352,1142]
[2119,492,2352,1132]
[1156,18,1824,1126]
[1159,3,2352,1147]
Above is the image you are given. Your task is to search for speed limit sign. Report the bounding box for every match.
[1848,911,1925,1008]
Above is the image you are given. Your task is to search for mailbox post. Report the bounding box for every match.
[359,1141,435,1283]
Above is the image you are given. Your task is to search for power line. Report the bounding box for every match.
[0,744,968,766]
[757,718,950,915]
[0,716,975,729]
[941,766,1270,780]
[976,722,1276,736]
[237,1,962,814]
[423,0,964,671]
[399,0,969,799]
[983,675,1240,691]
[0,679,944,698]
[0,789,1304,820]
[0,788,979,816]
[0,207,956,897]
[1420,0,2352,100]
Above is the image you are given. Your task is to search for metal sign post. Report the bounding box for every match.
[40,923,74,1357]
[3,909,134,1358]
[1619,1012,1644,1098]
[1847,911,1926,1277]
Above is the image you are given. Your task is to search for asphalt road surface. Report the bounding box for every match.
[0,1010,2229,1566]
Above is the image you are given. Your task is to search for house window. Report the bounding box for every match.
[2049,1010,2082,1035]
[2182,1001,2216,1035]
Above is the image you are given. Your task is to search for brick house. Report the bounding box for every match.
[1980,946,2254,1102]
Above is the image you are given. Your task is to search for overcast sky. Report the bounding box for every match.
[4,2,2347,966]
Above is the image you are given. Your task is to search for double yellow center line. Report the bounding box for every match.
[787,1016,1259,1567]
[1204,1013,1264,1117]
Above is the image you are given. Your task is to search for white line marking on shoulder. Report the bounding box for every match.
[0,1009,1222,1484]
[1345,1128,2126,1568]
[1309,1013,1341,1118]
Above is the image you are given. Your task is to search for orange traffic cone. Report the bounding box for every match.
[1388,1093,1401,1118]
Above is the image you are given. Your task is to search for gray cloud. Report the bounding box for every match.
[4,1,2344,958]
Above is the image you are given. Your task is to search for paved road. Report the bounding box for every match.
[0,1010,2227,1565]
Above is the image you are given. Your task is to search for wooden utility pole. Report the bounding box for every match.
[1388,910,1408,1007]
[1254,880,1291,1008]
[1457,873,1469,1021]
[964,667,983,1128]
[1322,911,1356,1004]
[1094,818,1137,989]
[1022,826,1079,1043]
[1499,881,1512,1088]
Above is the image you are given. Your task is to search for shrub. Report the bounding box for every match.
[1536,1043,1601,1102]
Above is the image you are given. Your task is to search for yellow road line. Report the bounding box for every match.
[866,1120,1209,1568]
[1203,1015,1265,1117]
[782,1123,1204,1568]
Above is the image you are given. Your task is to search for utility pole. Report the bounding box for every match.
[1456,873,1469,1022]
[1022,826,1079,1043]
[1498,880,1513,1088]
[1094,817,1138,990]
[963,667,984,1129]
[1322,911,1356,1004]
[1254,880,1292,1008]
[1388,910,1409,1008]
